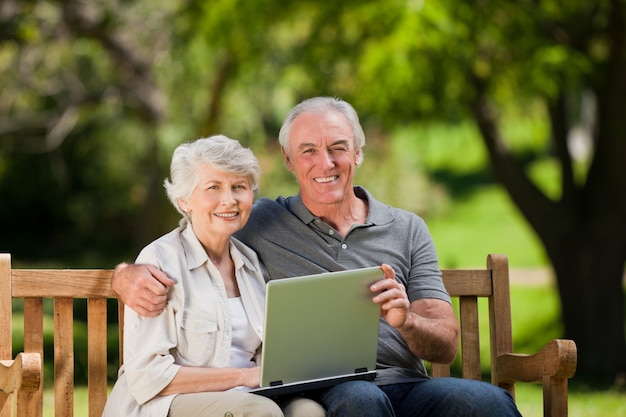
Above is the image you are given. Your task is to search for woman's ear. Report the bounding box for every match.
[178,198,189,213]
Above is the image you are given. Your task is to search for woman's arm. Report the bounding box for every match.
[159,365,260,395]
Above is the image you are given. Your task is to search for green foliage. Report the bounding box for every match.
[0,0,618,267]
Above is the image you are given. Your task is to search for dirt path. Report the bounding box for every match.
[509,268,626,286]
[509,268,554,286]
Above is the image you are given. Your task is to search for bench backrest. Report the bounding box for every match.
[1,253,513,417]
[0,254,120,417]
[429,253,513,389]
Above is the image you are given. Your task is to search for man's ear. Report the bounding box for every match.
[355,149,363,167]
[281,146,294,171]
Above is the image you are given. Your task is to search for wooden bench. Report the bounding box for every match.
[0,253,577,417]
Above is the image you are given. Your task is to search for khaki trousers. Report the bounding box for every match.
[168,391,325,417]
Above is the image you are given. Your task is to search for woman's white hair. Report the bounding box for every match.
[278,96,366,165]
[164,135,261,221]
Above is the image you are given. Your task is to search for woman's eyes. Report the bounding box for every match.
[206,184,248,190]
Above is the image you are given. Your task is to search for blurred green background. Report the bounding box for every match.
[2,0,625,414]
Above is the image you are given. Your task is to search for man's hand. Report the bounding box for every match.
[370,264,411,329]
[111,263,174,317]
[370,264,459,363]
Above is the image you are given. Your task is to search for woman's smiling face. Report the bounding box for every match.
[180,163,254,244]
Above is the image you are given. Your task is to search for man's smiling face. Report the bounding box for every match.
[283,111,361,211]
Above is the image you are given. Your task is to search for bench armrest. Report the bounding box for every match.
[496,339,577,384]
[0,352,41,393]
[497,339,577,417]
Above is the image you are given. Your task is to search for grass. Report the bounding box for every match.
[516,382,626,417]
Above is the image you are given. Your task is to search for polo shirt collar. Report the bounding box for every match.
[287,186,394,226]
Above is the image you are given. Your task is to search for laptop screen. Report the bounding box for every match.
[259,266,382,388]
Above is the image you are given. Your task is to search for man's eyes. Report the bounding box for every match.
[301,146,348,154]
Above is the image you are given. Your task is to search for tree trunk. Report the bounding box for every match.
[546,221,626,381]
[471,87,626,383]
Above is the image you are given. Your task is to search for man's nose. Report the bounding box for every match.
[319,150,335,168]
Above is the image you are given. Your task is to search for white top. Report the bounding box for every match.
[229,297,262,368]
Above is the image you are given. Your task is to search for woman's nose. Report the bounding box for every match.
[221,189,236,204]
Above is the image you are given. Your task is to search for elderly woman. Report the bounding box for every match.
[103,135,324,417]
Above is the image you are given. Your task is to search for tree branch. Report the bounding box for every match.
[471,79,557,234]
[61,0,166,124]
[546,91,577,201]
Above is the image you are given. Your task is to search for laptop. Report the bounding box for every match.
[250,266,383,398]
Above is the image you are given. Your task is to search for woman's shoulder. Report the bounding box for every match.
[137,228,184,260]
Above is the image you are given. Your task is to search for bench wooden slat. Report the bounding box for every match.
[430,362,450,378]
[0,255,11,417]
[11,270,115,299]
[440,270,492,296]
[459,296,481,380]
[19,298,44,417]
[87,298,108,417]
[0,376,11,417]
[54,298,74,417]
[488,254,514,391]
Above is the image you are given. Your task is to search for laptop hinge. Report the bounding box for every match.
[269,380,284,387]
[354,367,369,374]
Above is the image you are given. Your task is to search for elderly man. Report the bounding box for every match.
[112,97,522,417]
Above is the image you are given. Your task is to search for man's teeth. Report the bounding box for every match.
[315,176,338,183]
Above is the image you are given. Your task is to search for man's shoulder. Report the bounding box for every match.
[253,196,282,208]
[255,195,290,207]
[250,195,291,219]
[238,196,293,242]
[361,187,425,227]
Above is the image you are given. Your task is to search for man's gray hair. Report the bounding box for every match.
[278,97,366,165]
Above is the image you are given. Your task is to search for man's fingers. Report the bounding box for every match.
[130,304,165,318]
[380,263,395,279]
[124,292,167,316]
[136,266,172,297]
[144,264,175,287]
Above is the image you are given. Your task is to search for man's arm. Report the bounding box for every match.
[111,263,175,317]
[371,264,459,364]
